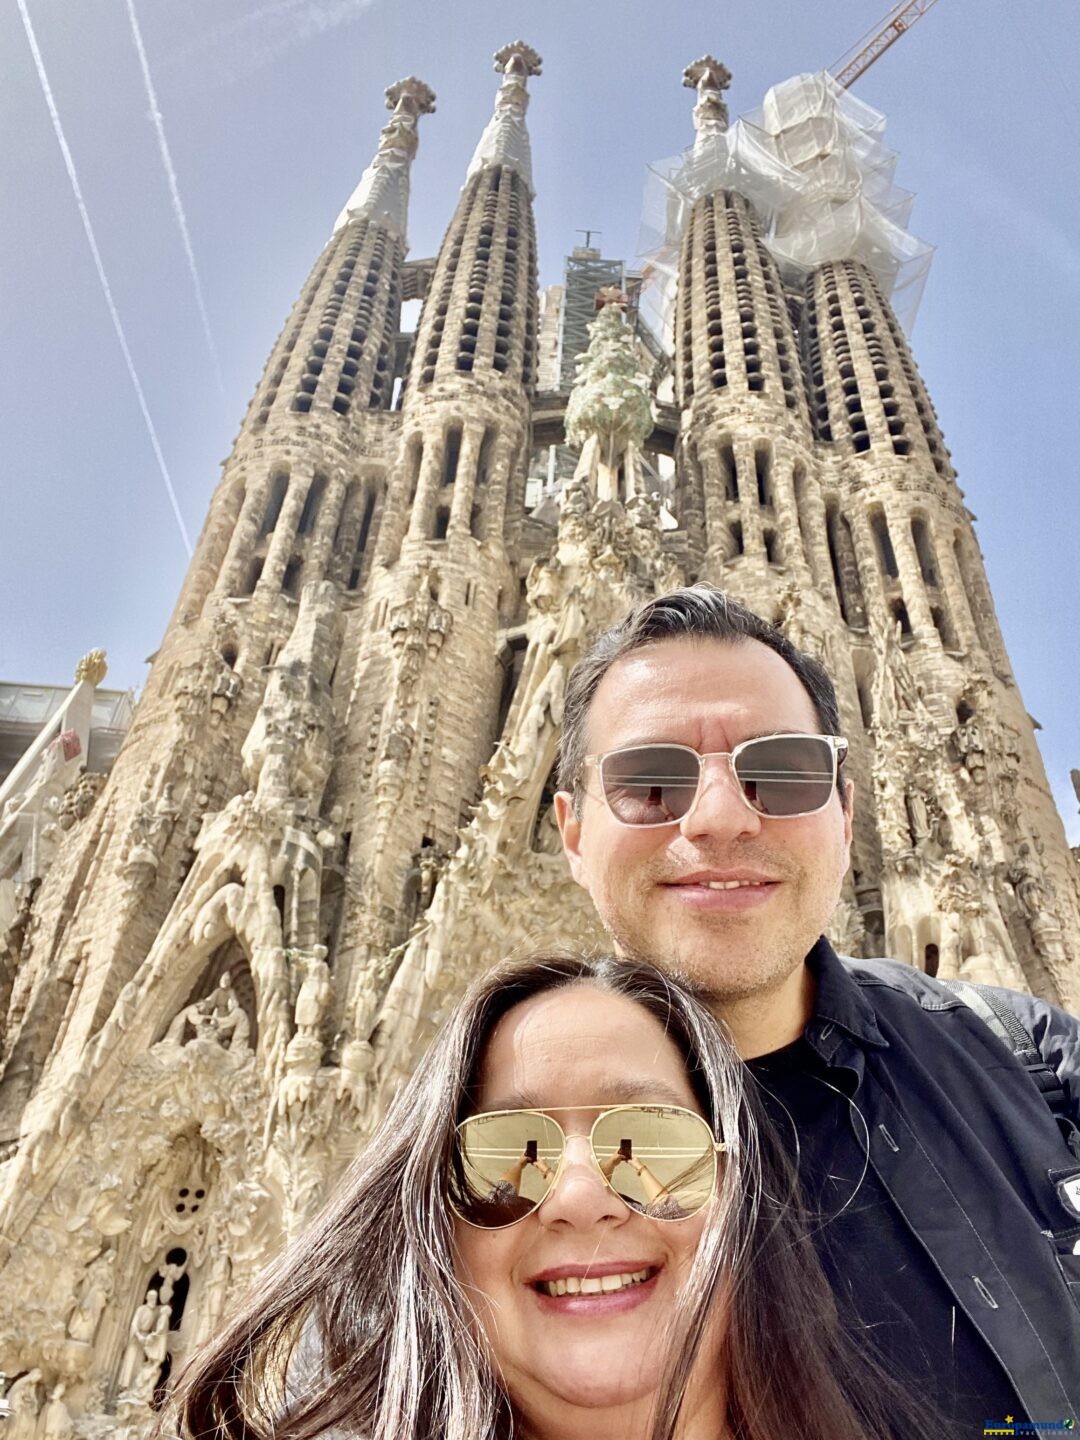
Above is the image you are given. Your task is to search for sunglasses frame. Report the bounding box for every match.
[585,732,849,828]
[450,1102,726,1231]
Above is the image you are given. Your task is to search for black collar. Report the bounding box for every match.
[803,936,889,1060]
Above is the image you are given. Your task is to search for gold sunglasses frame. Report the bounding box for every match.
[450,1102,727,1230]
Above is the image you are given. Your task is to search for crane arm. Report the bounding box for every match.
[831,0,940,89]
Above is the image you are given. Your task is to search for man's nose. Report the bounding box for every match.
[538,1136,626,1229]
[678,754,762,841]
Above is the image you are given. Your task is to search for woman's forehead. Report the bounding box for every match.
[475,985,697,1110]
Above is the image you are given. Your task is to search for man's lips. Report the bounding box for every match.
[663,870,781,889]
[661,871,781,910]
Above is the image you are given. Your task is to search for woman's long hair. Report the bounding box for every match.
[167,953,926,1440]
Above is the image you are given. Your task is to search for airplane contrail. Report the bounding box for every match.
[16,0,194,556]
[123,0,226,399]
[169,0,380,82]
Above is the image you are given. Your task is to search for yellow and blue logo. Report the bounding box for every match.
[983,1421,1075,1436]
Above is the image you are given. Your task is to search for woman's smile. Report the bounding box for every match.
[528,1260,662,1314]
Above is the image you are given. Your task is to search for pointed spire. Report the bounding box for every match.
[334,76,436,237]
[682,55,732,151]
[466,41,542,194]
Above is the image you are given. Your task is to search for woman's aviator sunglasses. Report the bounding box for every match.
[449,1104,725,1230]
[584,732,848,827]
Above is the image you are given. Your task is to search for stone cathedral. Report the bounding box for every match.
[0,43,1076,1437]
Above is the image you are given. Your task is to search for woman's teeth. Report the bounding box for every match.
[539,1268,653,1297]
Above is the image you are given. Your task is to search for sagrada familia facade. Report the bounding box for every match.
[0,42,1076,1438]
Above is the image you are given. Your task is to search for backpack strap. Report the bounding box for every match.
[940,977,1080,1158]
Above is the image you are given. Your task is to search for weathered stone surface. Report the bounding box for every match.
[0,51,1076,1437]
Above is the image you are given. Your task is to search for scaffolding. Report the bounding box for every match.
[639,70,933,349]
[556,247,626,392]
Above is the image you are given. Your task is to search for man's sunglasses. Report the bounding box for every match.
[583,733,848,827]
[449,1104,725,1230]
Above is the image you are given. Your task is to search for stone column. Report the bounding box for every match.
[259,471,313,593]
[848,504,890,628]
[771,453,812,582]
[733,439,765,560]
[795,470,832,595]
[217,473,273,596]
[305,474,349,585]
[406,439,445,542]
[886,503,938,646]
[482,433,519,544]
[447,420,487,538]
[936,522,978,652]
[699,442,735,562]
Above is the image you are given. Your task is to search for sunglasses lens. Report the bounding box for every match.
[600,746,700,825]
[592,1107,717,1220]
[451,1112,563,1229]
[733,735,836,817]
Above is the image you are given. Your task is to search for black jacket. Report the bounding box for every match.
[807,942,1080,1414]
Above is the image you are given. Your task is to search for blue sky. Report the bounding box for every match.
[2,0,1077,840]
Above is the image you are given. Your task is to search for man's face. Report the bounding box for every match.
[555,637,853,1002]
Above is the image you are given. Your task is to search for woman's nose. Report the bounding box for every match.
[537,1135,627,1229]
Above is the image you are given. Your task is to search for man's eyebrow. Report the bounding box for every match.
[483,1077,693,1112]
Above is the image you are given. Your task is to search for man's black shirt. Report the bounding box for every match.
[748,1030,1025,1433]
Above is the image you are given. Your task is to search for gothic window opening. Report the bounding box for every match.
[221,643,238,669]
[911,515,939,586]
[282,556,303,596]
[496,632,529,739]
[719,445,738,502]
[433,505,450,541]
[826,503,866,628]
[870,509,900,580]
[702,200,726,391]
[471,429,495,540]
[891,598,913,642]
[297,473,327,536]
[730,519,744,556]
[755,448,773,507]
[931,604,959,651]
[442,427,462,487]
[242,557,264,597]
[348,487,379,591]
[856,672,873,731]
[258,472,289,538]
[764,527,781,566]
[923,943,940,978]
[404,437,423,510]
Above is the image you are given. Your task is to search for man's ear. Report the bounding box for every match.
[553,790,588,889]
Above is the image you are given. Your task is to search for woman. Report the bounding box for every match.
[167,954,925,1440]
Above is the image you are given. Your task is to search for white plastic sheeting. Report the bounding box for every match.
[466,43,541,195]
[638,70,933,347]
[333,79,435,239]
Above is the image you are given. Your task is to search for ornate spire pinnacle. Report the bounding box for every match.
[466,41,543,194]
[682,55,732,147]
[334,76,436,237]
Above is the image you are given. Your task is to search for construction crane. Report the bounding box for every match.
[831,0,940,89]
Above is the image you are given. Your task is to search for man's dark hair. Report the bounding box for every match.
[557,584,843,807]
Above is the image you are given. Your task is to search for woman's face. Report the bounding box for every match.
[452,983,723,1436]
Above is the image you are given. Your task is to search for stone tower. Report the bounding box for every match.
[0,49,1076,1436]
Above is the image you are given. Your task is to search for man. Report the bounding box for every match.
[554,584,1080,1426]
